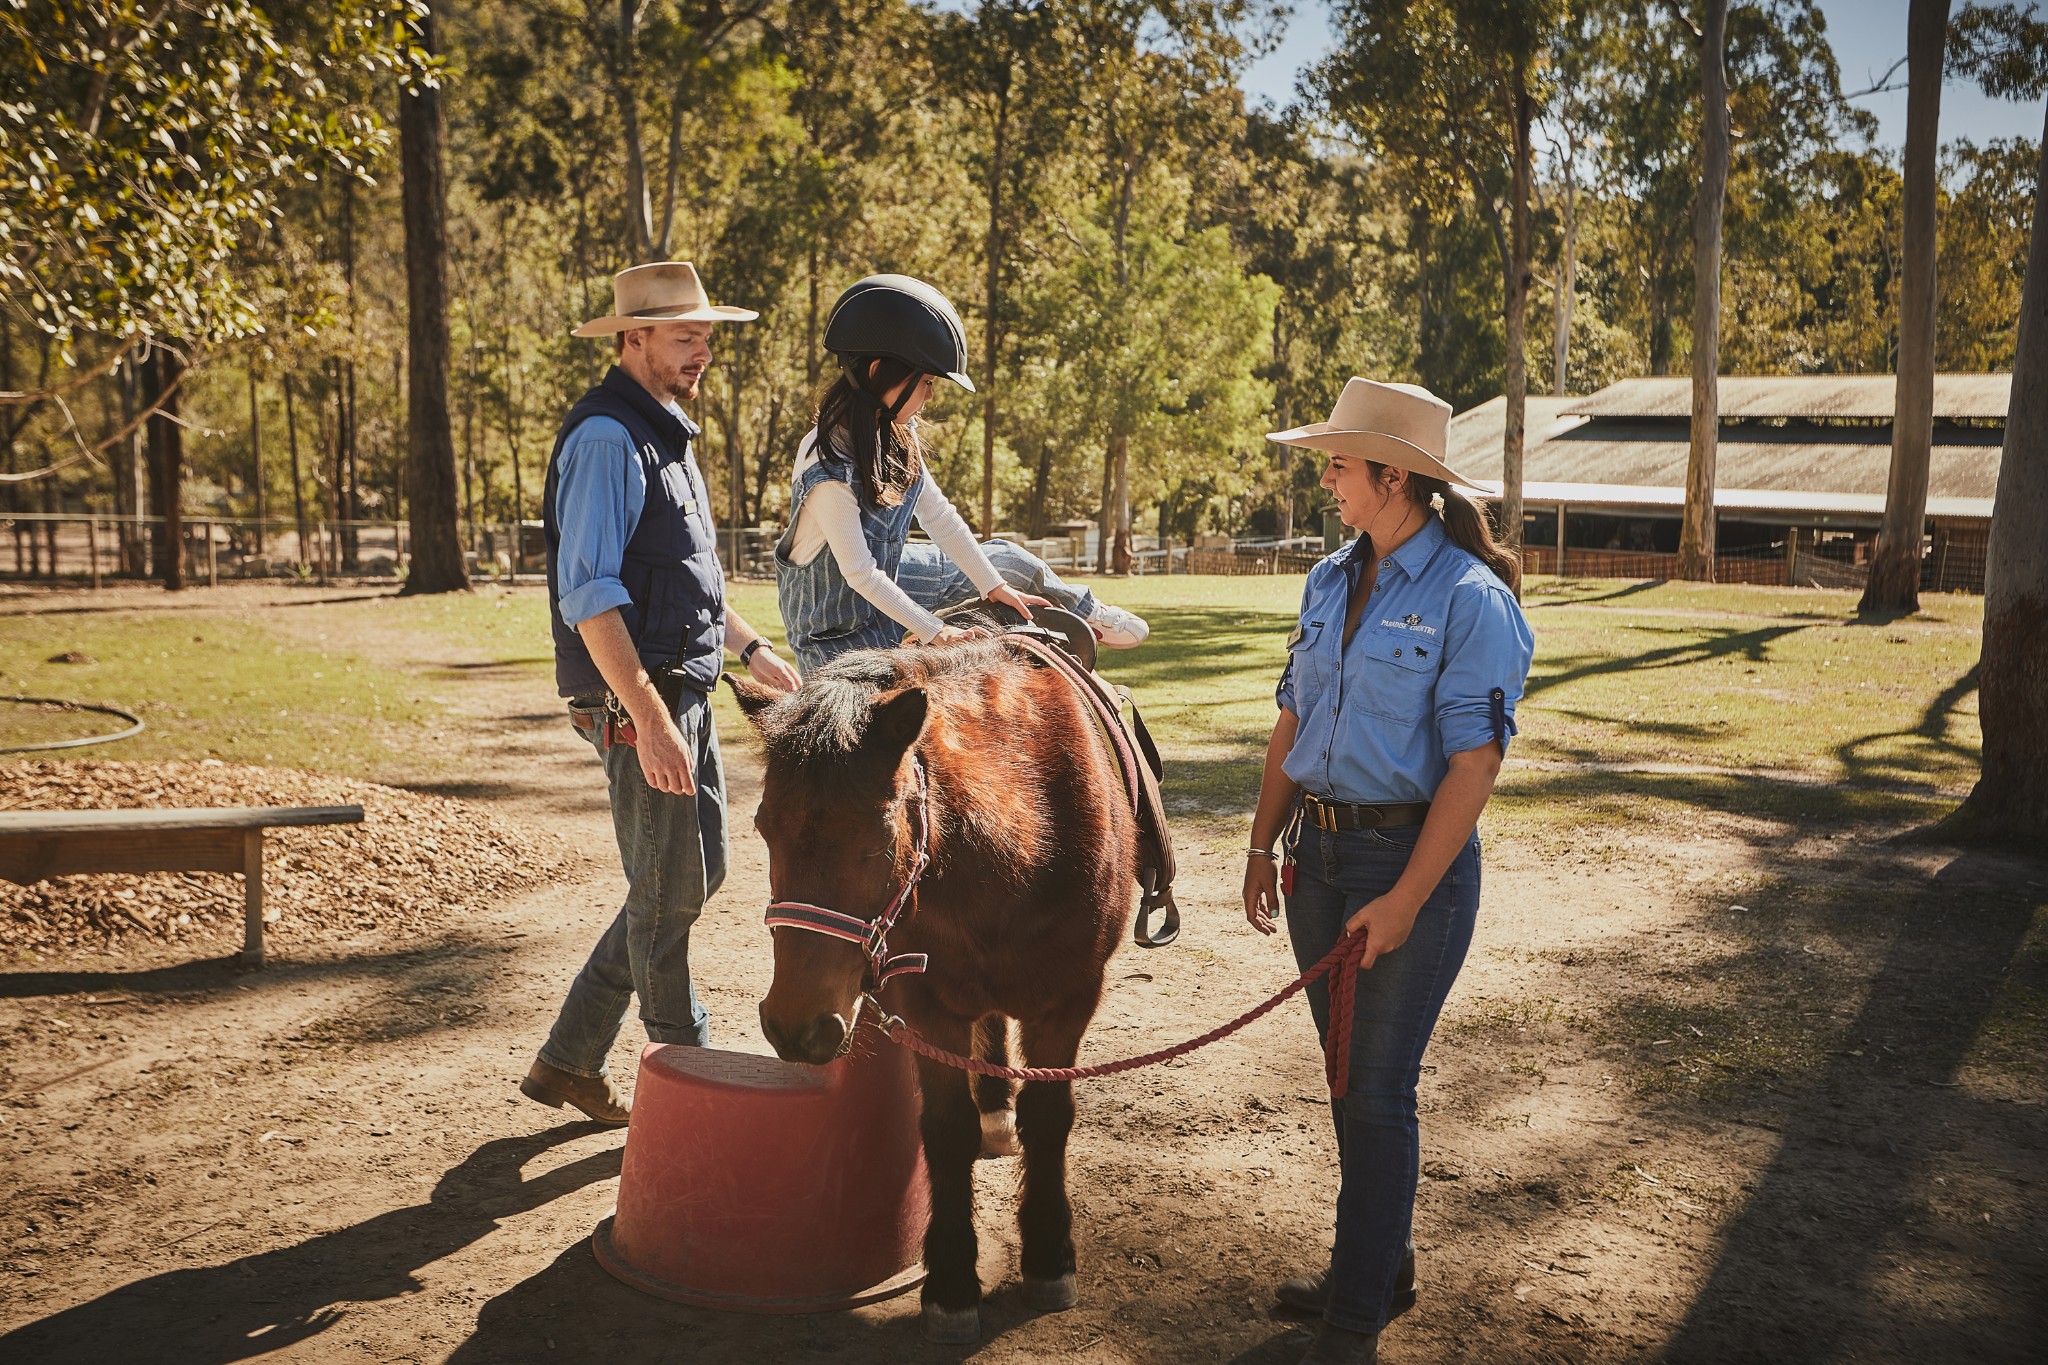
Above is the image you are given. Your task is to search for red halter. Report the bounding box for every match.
[762,758,932,989]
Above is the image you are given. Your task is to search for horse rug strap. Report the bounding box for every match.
[1004,631,1179,950]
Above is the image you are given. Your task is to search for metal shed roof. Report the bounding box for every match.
[1449,388,2003,516]
[1559,374,2012,421]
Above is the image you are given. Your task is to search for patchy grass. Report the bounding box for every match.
[0,609,442,777]
[1,573,1989,833]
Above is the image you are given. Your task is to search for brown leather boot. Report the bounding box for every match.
[1276,1248,1416,1318]
[520,1058,631,1126]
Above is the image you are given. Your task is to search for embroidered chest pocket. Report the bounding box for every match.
[1352,627,1438,721]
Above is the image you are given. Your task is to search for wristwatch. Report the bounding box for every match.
[738,637,773,666]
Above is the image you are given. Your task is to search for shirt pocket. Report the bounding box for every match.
[1353,627,1437,722]
[1283,621,1326,711]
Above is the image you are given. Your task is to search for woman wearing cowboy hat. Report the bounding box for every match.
[775,274,1150,672]
[1241,379,1535,1365]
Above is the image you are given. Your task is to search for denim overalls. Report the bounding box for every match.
[775,439,930,672]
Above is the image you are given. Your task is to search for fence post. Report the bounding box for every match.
[87,517,101,590]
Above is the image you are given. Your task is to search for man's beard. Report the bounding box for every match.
[653,359,700,405]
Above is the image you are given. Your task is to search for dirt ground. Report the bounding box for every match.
[2,587,2043,1363]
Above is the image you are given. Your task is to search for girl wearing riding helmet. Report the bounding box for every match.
[775,274,1149,673]
[1241,379,1534,1365]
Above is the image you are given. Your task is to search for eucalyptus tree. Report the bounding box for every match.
[1863,0,1955,615]
[1677,0,1730,582]
[400,0,467,593]
[1940,2,2048,842]
[1316,0,1573,579]
[0,0,421,587]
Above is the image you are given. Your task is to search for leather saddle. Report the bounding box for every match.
[938,601,1180,949]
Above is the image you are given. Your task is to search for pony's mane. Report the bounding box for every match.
[759,641,1017,765]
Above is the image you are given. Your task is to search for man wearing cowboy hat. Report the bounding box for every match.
[521,262,802,1125]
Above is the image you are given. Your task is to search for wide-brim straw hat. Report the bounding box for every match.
[1266,378,1484,490]
[572,261,759,337]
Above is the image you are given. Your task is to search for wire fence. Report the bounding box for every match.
[1,514,1990,594]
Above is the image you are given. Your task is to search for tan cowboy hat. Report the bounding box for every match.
[571,261,759,337]
[1266,378,1483,489]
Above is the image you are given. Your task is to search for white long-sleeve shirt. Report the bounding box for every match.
[786,430,1003,641]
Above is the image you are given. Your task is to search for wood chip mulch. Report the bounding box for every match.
[1,761,571,956]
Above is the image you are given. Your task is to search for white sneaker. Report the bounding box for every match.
[1086,600,1149,648]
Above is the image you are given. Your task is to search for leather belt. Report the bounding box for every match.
[1301,793,1431,831]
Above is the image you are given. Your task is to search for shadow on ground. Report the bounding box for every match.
[0,1127,620,1363]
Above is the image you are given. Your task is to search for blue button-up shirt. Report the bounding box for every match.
[552,408,703,629]
[1276,516,1534,805]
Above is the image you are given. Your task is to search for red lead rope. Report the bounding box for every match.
[881,929,1373,1098]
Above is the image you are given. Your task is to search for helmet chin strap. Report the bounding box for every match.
[843,355,921,424]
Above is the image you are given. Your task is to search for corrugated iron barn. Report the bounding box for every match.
[1452,375,2008,591]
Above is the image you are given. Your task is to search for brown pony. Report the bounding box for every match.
[727,639,1136,1344]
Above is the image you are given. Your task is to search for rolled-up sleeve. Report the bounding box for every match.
[553,417,646,628]
[1434,579,1535,757]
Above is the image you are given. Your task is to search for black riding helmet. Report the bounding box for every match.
[823,274,976,397]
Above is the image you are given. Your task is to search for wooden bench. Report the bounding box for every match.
[0,806,366,965]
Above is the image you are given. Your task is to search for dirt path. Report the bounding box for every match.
[2,592,2042,1363]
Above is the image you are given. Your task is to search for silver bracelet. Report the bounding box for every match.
[1246,847,1280,860]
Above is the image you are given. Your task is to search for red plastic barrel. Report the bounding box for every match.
[592,1019,929,1312]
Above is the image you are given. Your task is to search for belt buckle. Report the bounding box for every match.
[1309,798,1333,832]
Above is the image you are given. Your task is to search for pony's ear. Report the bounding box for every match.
[722,672,781,731]
[867,687,928,756]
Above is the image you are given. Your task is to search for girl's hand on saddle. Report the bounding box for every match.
[986,583,1053,619]
[1343,891,1424,970]
[925,624,989,646]
[1243,857,1281,936]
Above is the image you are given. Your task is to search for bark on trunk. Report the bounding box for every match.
[1862,0,1951,615]
[399,0,469,595]
[1111,430,1132,575]
[248,368,264,555]
[148,345,185,591]
[981,79,1010,538]
[1499,55,1533,581]
[1678,0,1731,582]
[1098,443,1115,574]
[284,374,309,569]
[1553,152,1578,395]
[1942,108,2048,843]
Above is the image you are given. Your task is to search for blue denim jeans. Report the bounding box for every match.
[1285,820,1480,1335]
[893,538,1098,621]
[537,692,728,1077]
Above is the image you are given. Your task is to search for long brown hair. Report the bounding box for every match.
[1366,462,1522,593]
[812,356,926,509]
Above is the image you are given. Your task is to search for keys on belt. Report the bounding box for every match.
[568,693,639,747]
[1300,793,1432,831]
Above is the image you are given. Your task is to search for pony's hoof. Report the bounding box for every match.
[979,1109,1021,1158]
[1022,1273,1079,1311]
[923,1303,980,1344]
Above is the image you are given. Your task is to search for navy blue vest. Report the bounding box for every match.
[543,367,725,698]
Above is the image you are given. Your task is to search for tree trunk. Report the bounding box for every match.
[981,77,1010,537]
[1097,442,1114,573]
[112,354,143,575]
[149,345,185,591]
[1863,0,1951,614]
[284,373,309,570]
[1111,430,1132,575]
[339,176,360,570]
[1678,0,1731,582]
[1553,149,1578,395]
[399,0,468,595]
[248,367,264,555]
[1941,108,2048,843]
[1029,440,1052,539]
[1499,54,1533,581]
